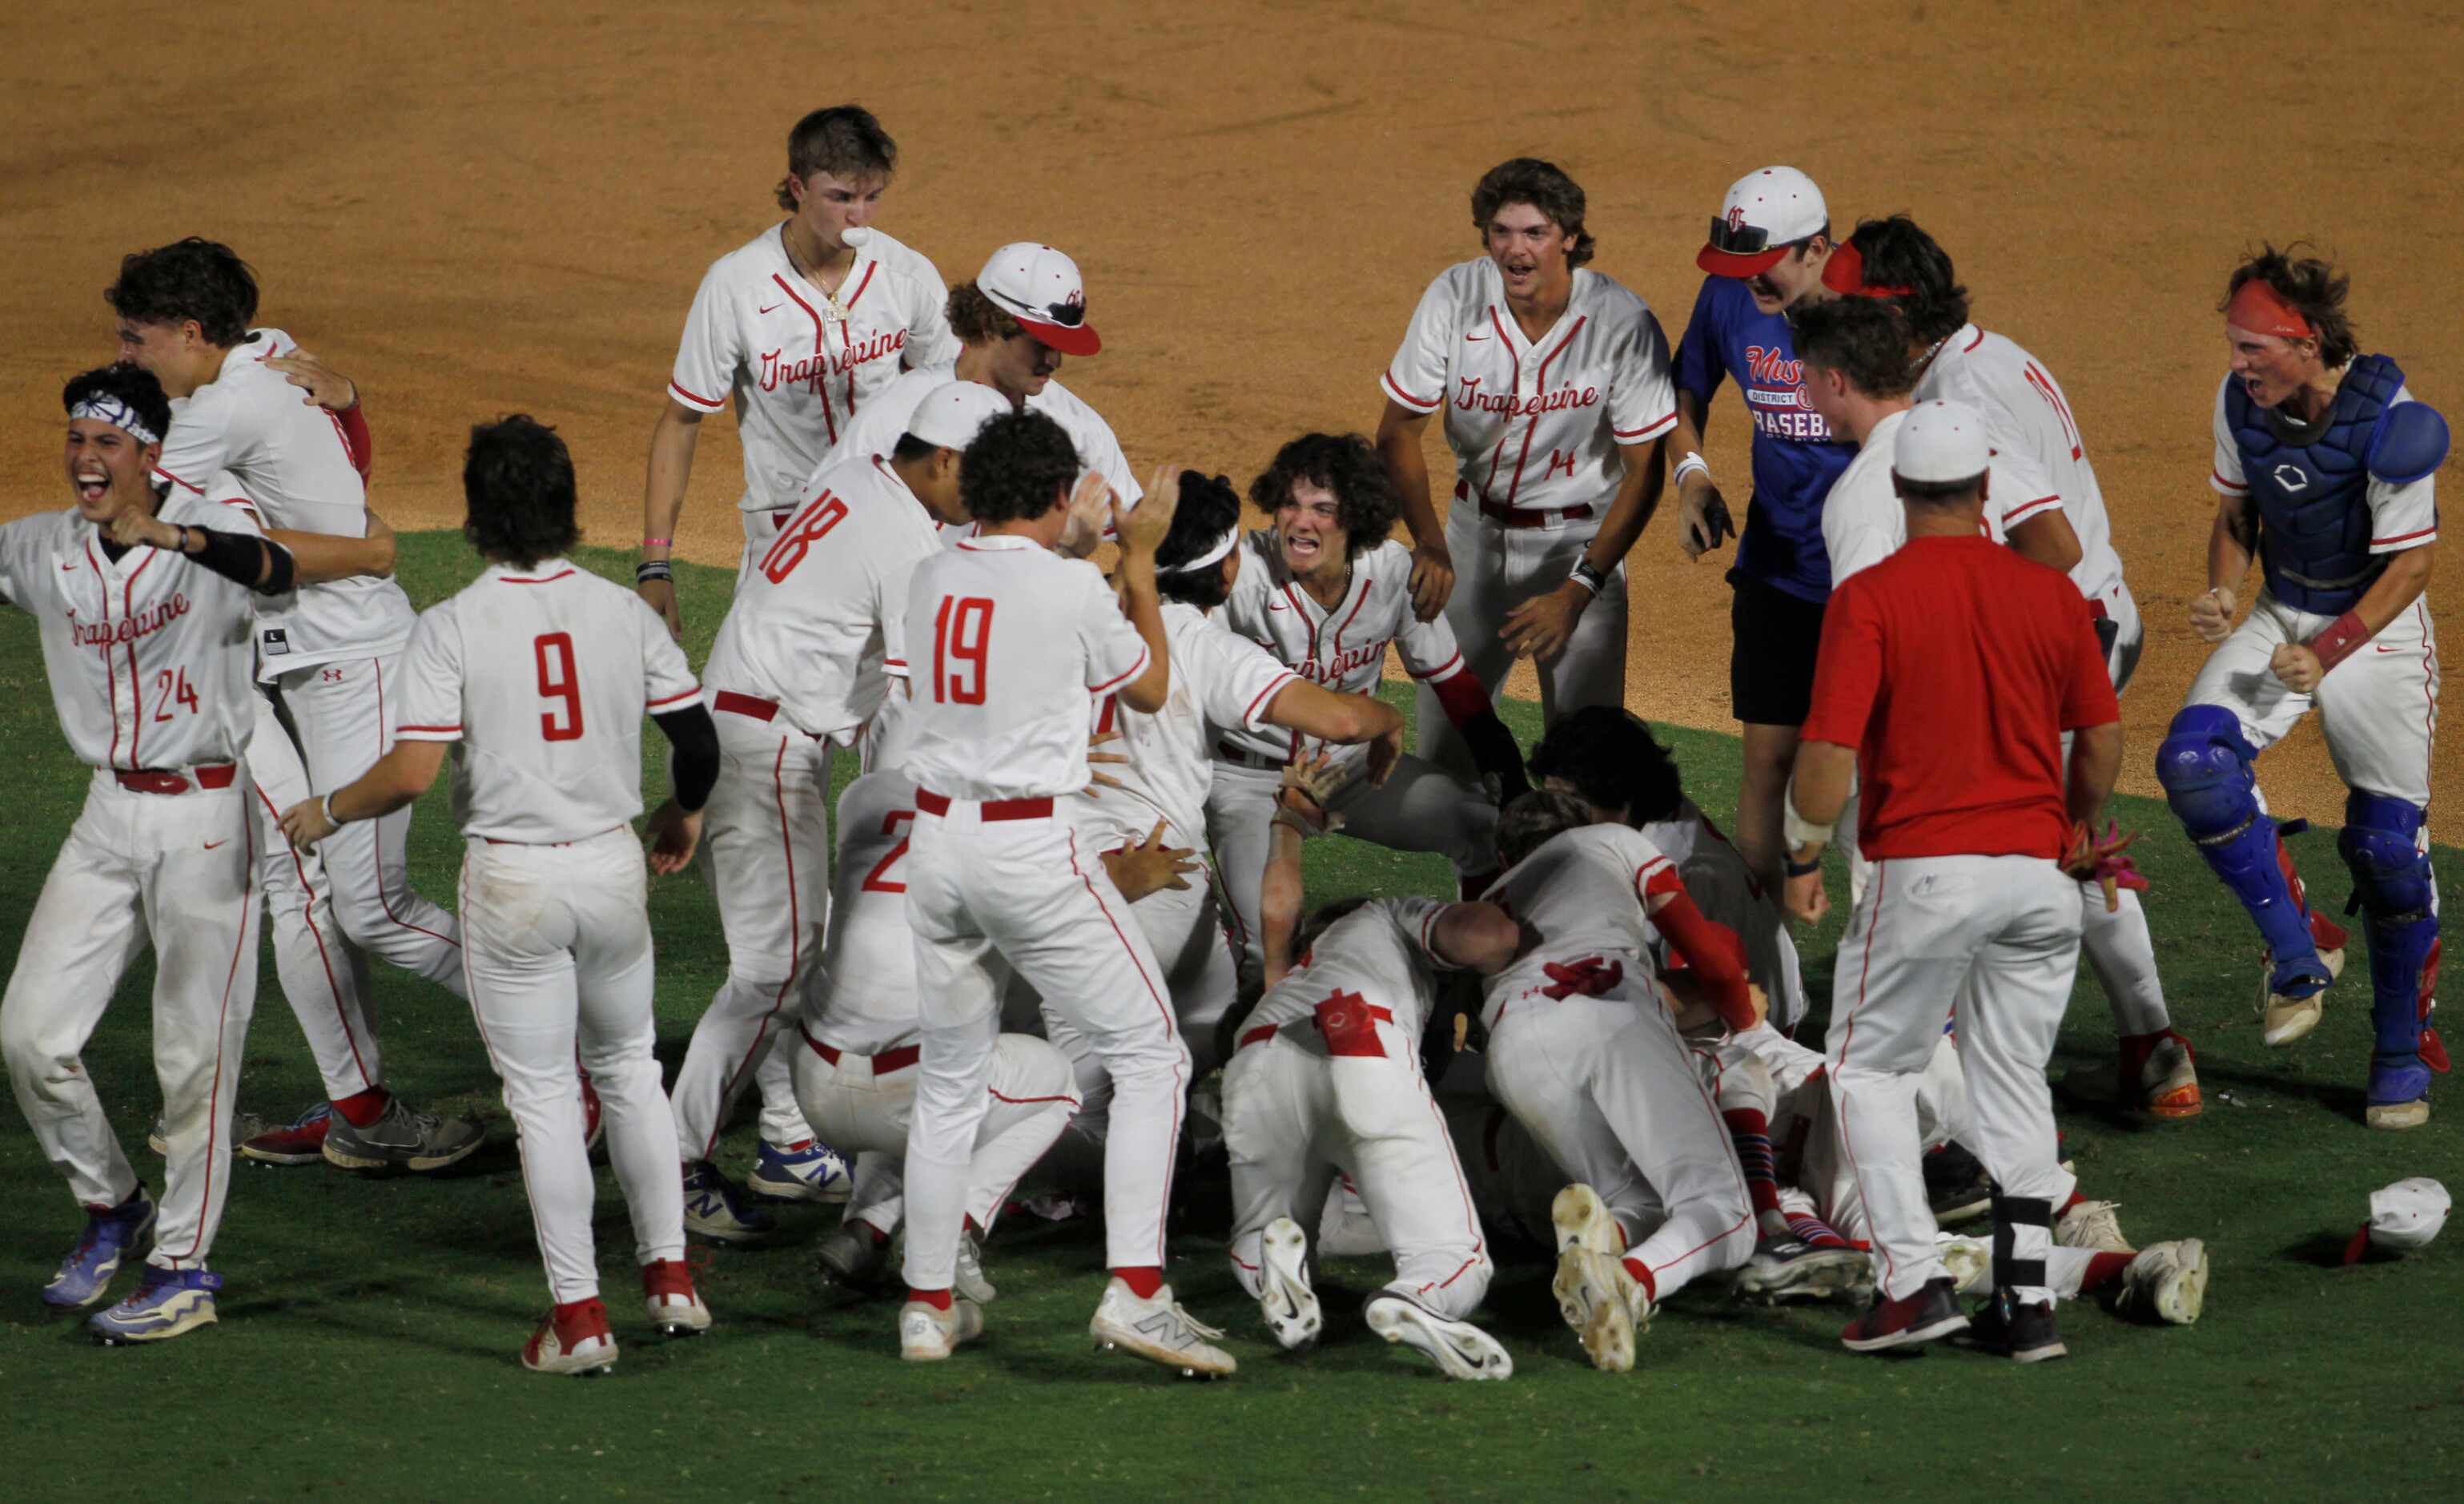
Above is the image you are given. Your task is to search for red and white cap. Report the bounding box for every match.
[2343,1176,2450,1264]
[977,243,1101,356]
[1698,167,1828,278]
[1893,399,1992,485]
[904,380,1014,450]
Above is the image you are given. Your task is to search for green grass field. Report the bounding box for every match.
[3,534,2458,1502]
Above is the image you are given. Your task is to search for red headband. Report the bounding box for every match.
[2225,279,2314,340]
[1820,241,1913,300]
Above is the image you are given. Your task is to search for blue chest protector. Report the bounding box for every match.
[2224,354,2402,615]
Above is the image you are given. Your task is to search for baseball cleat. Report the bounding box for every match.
[239,1102,332,1165]
[682,1161,777,1243]
[641,1258,710,1337]
[43,1187,157,1311]
[816,1222,894,1288]
[151,1108,268,1157]
[1936,1234,1992,1297]
[88,1267,221,1345]
[2056,1198,2130,1253]
[2118,1030,2202,1118]
[1365,1291,1512,1381]
[955,1230,998,1305]
[1255,1216,1323,1352]
[1956,1294,2067,1362]
[2256,945,2345,1047]
[1923,1141,1992,1225]
[2366,1052,2434,1131]
[522,1298,617,1376]
[1089,1279,1238,1378]
[747,1137,850,1203]
[1840,1276,1968,1353]
[899,1297,983,1361]
[1551,1246,1645,1373]
[321,1097,486,1173]
[2115,1238,2209,1326]
[1736,1235,1874,1304]
[1550,1182,1620,1257]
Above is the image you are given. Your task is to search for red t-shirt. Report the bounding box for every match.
[1799,535,2120,860]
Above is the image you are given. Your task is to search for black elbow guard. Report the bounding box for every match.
[653,704,721,811]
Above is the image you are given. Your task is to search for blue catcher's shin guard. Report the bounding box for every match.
[2155,706,2329,995]
[2337,794,2448,1108]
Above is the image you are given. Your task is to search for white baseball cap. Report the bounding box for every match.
[976,243,1101,356]
[1698,167,1828,279]
[1893,400,1992,485]
[2344,1176,2450,1264]
[904,380,1013,450]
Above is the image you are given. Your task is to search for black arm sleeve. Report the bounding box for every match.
[185,525,295,596]
[652,703,720,812]
[1458,710,1531,805]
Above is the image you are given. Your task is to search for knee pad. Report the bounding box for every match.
[2339,794,2434,923]
[2154,706,2261,840]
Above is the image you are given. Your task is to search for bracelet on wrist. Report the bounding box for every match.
[1673,452,1710,487]
[1568,559,1606,597]
[322,791,347,827]
[635,561,674,585]
[1783,855,1823,879]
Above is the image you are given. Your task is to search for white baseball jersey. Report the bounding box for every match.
[152,326,416,674]
[1381,260,1678,512]
[811,363,1144,508]
[0,497,263,770]
[898,536,1149,801]
[1075,603,1296,850]
[1916,326,2124,601]
[802,766,926,1055]
[703,453,942,740]
[667,226,960,512]
[1820,408,2029,585]
[1477,823,1682,1028]
[1215,533,1465,764]
[1244,897,1452,1042]
[2209,376,2438,549]
[394,560,701,842]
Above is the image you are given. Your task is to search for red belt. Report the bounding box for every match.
[1238,1003,1395,1052]
[914,788,1053,821]
[482,825,620,848]
[1459,480,1593,529]
[801,1023,919,1076]
[713,690,778,722]
[114,764,236,795]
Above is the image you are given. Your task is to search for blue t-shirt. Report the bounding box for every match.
[1673,276,1856,603]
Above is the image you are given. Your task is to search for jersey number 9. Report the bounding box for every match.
[535,632,584,742]
[932,596,994,706]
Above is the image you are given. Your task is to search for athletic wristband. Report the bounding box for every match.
[1568,559,1606,596]
[1673,452,1710,487]
[2307,609,2371,674]
[635,561,674,585]
[1783,856,1823,879]
[322,791,348,827]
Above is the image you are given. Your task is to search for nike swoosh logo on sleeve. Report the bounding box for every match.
[1465,333,1491,342]
[759,302,785,315]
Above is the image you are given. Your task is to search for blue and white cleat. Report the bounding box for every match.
[747,1138,850,1204]
[43,1187,158,1311]
[682,1161,777,1242]
[88,1268,222,1344]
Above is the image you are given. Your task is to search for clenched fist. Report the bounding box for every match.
[2189,586,2237,643]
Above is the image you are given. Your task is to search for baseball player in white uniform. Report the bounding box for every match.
[1375,157,1678,774]
[1826,216,2200,1119]
[890,408,1236,1375]
[640,105,959,634]
[1477,790,1763,1373]
[672,381,1012,1240]
[1224,893,1521,1380]
[283,416,718,1376]
[1210,433,1527,967]
[3,364,300,1343]
[109,239,485,1174]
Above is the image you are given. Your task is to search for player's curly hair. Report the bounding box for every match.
[959,409,1079,525]
[946,282,1027,347]
[1791,296,1916,400]
[1156,470,1243,609]
[461,416,582,569]
[1248,433,1398,559]
[1496,788,1594,868]
[62,362,174,447]
[1839,216,1970,350]
[1471,159,1596,270]
[2224,243,2358,368]
[1526,707,1683,826]
[775,104,898,211]
[106,238,259,348]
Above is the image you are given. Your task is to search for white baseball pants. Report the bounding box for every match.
[275,654,464,993]
[246,693,382,1098]
[1417,507,1627,777]
[1484,964,1755,1302]
[457,830,683,1305]
[902,800,1188,1288]
[1827,854,2081,1306]
[790,1028,1077,1237]
[3,770,259,1270]
[671,710,829,1161]
[1224,1021,1493,1319]
[2184,591,2439,807]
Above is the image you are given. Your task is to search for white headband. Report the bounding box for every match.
[70,396,159,448]
[1160,525,1240,575]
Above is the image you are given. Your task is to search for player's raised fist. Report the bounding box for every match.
[2189,586,2236,643]
[105,509,181,553]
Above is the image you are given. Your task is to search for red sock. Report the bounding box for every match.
[1619,1257,1658,1306]
[906,1287,952,1310]
[964,1215,982,1235]
[862,1222,891,1247]
[1112,1265,1164,1300]
[332,1088,391,1128]
[2078,1251,2134,1293]
[2059,1188,2087,1216]
[1722,1108,1784,1217]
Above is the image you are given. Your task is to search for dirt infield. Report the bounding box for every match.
[2,0,2450,822]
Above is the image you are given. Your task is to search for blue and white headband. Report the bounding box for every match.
[70,396,160,448]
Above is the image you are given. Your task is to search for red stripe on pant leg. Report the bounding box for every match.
[367,657,460,951]
[172,799,257,1266]
[1068,829,1184,1265]
[256,781,373,1089]
[705,736,800,1161]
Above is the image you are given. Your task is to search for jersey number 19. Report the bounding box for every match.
[931,596,994,706]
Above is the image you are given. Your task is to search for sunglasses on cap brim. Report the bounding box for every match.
[1706,216,1777,255]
